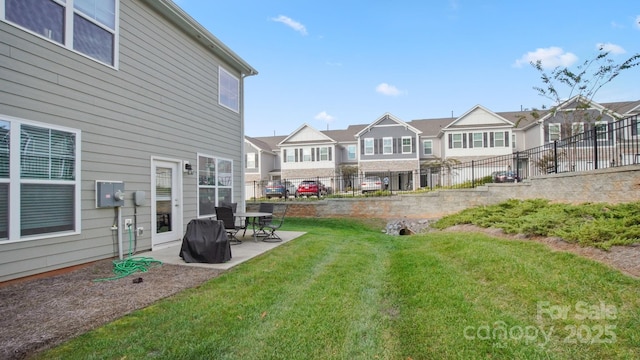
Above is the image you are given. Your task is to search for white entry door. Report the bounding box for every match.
[152,159,182,248]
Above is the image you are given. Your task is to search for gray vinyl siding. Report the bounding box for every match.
[0,0,248,281]
[359,125,418,160]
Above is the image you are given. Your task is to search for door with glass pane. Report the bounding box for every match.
[152,160,181,247]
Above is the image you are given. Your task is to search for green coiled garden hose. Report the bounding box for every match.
[94,224,162,282]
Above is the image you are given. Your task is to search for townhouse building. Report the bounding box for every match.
[245,97,640,197]
[1,0,256,282]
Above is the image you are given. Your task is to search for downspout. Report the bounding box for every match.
[240,71,258,210]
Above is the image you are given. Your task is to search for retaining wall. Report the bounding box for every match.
[249,166,640,220]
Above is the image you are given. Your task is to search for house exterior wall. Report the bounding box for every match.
[244,142,260,181]
[443,128,513,157]
[358,125,418,161]
[0,0,252,282]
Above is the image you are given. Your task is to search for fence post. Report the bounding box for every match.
[593,126,599,170]
[515,152,520,180]
[284,178,288,201]
[253,181,257,201]
[553,140,558,174]
[471,160,475,188]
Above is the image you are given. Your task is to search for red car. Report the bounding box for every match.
[295,180,327,197]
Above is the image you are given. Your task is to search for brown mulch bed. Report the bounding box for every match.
[2,226,639,359]
[0,259,223,360]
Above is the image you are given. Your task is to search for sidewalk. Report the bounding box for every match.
[142,231,306,270]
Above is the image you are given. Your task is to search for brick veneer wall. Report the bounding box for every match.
[248,166,640,219]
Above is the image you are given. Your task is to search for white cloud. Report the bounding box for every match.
[513,47,578,69]
[636,15,640,29]
[611,21,624,29]
[314,111,335,123]
[271,15,308,35]
[375,83,403,96]
[597,42,626,55]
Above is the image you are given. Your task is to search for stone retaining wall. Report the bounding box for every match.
[248,166,640,220]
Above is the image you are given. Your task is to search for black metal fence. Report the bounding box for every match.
[247,115,640,198]
[246,171,416,200]
[424,114,640,190]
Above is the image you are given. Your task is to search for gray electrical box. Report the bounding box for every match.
[96,181,125,208]
[134,191,146,206]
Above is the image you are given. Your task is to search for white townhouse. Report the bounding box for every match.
[245,97,640,194]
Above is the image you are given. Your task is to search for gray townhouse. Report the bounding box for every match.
[0,0,257,282]
[245,96,640,196]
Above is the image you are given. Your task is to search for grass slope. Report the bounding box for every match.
[40,217,640,359]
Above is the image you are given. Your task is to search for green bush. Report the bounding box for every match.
[434,199,640,249]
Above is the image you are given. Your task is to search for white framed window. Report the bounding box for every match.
[197,154,233,217]
[512,134,516,148]
[364,138,374,155]
[286,149,295,163]
[473,133,483,148]
[302,148,312,162]
[422,140,432,155]
[402,136,412,153]
[572,122,585,136]
[219,67,239,112]
[452,134,462,149]
[2,0,119,66]
[382,137,393,154]
[319,147,329,161]
[347,145,356,160]
[494,132,504,147]
[595,121,608,141]
[0,116,81,241]
[246,152,256,169]
[548,124,561,142]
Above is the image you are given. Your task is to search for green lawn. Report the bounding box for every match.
[39,217,640,359]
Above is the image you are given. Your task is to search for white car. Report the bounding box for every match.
[361,176,383,193]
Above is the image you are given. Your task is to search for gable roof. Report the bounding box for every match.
[248,135,287,151]
[409,118,455,137]
[278,123,336,146]
[443,105,514,131]
[245,136,276,155]
[143,0,257,76]
[601,100,640,116]
[355,113,422,137]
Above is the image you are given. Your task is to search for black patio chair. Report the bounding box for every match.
[261,205,288,242]
[220,201,248,233]
[248,202,274,237]
[215,206,242,245]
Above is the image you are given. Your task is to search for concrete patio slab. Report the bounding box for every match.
[141,231,306,270]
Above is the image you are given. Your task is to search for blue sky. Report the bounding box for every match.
[173,1,640,137]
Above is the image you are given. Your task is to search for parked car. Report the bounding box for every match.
[264,180,296,199]
[492,171,520,183]
[295,180,327,197]
[361,176,383,193]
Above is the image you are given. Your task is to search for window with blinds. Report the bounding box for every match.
[0,122,8,239]
[20,125,77,237]
[0,118,79,241]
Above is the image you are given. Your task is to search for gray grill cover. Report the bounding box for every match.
[179,219,231,263]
